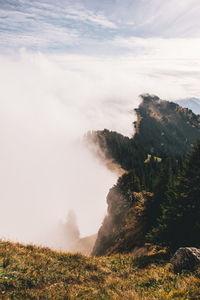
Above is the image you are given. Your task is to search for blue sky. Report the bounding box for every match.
[1,0,200,53]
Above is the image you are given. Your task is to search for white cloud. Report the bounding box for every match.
[0,5,80,50]
[111,0,200,38]
[111,36,200,60]
[1,0,200,53]
[0,51,139,248]
[65,7,117,29]
[0,1,117,52]
[0,49,200,249]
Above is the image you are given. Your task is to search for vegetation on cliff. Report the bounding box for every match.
[88,94,200,256]
[147,140,200,250]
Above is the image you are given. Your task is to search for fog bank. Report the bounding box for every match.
[0,51,199,249]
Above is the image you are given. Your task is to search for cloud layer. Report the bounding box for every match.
[0,50,200,248]
[1,0,200,52]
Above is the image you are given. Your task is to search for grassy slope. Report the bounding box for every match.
[0,241,200,299]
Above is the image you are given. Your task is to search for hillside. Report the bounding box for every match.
[134,94,200,159]
[88,94,200,256]
[0,240,200,299]
[86,94,200,192]
[86,94,200,171]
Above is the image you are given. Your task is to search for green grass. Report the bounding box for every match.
[0,240,200,299]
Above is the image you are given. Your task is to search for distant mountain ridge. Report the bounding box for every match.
[174,97,200,114]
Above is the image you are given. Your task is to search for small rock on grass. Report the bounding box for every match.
[170,247,200,272]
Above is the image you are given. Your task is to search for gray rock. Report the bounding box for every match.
[170,247,200,272]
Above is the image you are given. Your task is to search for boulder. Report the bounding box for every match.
[170,247,200,272]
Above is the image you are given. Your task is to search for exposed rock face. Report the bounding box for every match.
[92,190,152,256]
[170,247,200,272]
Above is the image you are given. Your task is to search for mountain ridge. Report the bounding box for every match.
[174,97,200,114]
[88,94,200,256]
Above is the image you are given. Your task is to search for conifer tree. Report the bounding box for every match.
[174,139,200,247]
[147,140,200,250]
[145,157,172,231]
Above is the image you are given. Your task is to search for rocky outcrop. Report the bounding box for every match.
[92,190,152,256]
[170,247,200,272]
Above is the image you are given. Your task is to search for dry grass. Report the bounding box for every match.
[0,240,200,299]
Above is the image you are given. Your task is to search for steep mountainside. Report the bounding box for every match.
[87,94,200,172]
[134,94,200,158]
[92,189,152,256]
[89,94,200,256]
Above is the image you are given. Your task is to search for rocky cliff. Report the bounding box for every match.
[90,94,200,256]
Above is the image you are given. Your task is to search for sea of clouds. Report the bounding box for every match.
[0,49,199,249]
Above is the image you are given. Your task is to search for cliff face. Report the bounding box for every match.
[92,189,152,256]
[90,94,200,256]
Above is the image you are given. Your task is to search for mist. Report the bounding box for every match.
[0,50,199,250]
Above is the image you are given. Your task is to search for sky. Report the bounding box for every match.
[0,0,200,249]
[1,0,200,54]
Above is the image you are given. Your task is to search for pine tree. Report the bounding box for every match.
[147,140,200,250]
[116,171,141,196]
[174,139,200,247]
[145,157,172,232]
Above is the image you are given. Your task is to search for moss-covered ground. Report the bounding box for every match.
[0,240,200,299]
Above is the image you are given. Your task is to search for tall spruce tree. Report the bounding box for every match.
[174,139,200,247]
[145,157,172,232]
[147,140,200,250]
